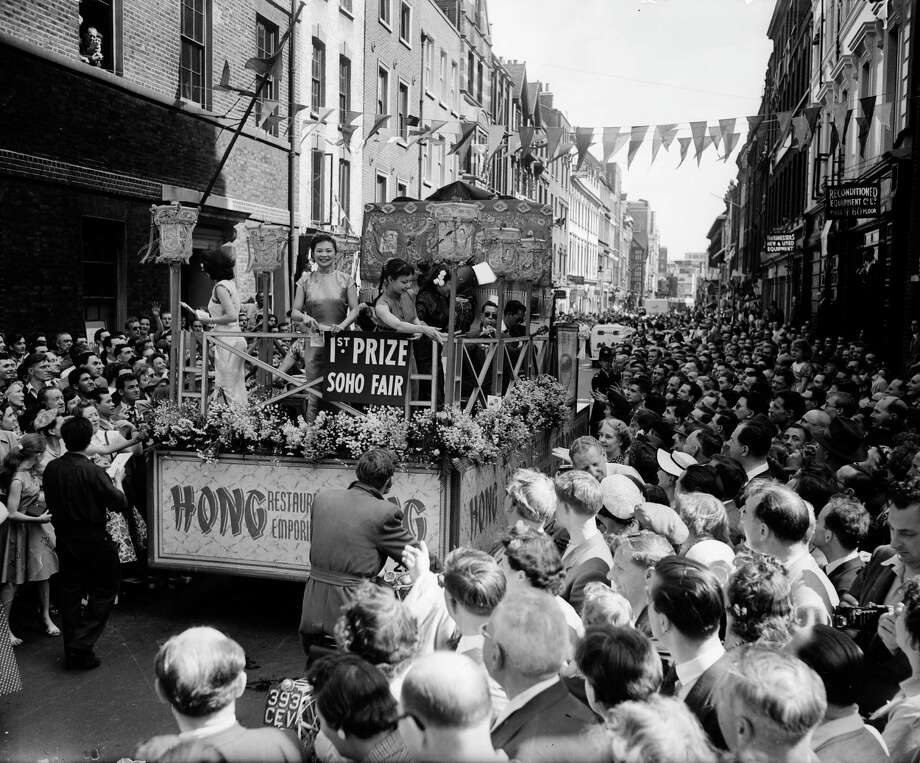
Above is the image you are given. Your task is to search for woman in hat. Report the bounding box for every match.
[182,243,247,407]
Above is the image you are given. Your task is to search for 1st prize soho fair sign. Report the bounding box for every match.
[325,331,412,405]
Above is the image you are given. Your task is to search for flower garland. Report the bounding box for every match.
[149,376,570,466]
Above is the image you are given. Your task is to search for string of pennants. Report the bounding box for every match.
[214,59,891,172]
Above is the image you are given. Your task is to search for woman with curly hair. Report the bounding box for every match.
[724,554,794,649]
[334,581,419,695]
[500,523,584,641]
[674,490,734,578]
[597,417,632,466]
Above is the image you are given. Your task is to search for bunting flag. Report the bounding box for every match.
[697,135,714,166]
[518,126,535,156]
[876,101,892,130]
[719,118,737,151]
[448,120,478,155]
[574,127,595,171]
[507,133,522,157]
[543,126,564,160]
[362,114,391,148]
[804,104,822,136]
[842,108,854,145]
[650,124,677,164]
[708,124,722,151]
[723,132,741,162]
[551,137,575,163]
[858,96,876,157]
[337,123,360,151]
[776,110,794,141]
[690,121,708,162]
[342,110,363,125]
[792,115,810,149]
[406,119,447,148]
[303,107,336,126]
[827,101,848,154]
[677,136,692,167]
[746,114,764,137]
[627,125,649,168]
[602,127,629,162]
[260,107,283,133]
[485,124,507,158]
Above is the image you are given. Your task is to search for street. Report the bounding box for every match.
[0,575,305,763]
[0,358,595,763]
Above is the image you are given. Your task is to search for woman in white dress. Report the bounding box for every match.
[184,244,247,407]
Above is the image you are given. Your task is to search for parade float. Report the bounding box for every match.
[143,182,586,581]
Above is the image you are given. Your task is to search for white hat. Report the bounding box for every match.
[599,475,643,520]
[656,448,696,478]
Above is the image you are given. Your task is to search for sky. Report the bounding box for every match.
[488,0,775,259]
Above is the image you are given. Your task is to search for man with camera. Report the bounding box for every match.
[840,485,920,715]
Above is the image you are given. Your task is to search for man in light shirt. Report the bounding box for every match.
[651,556,729,750]
[741,480,839,625]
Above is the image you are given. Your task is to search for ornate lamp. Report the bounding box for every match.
[149,202,199,264]
[246,224,289,273]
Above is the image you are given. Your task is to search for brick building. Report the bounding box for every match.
[0,0,297,338]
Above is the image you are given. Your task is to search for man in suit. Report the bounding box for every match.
[813,495,870,598]
[400,652,506,763]
[843,487,920,715]
[553,470,612,614]
[715,646,826,763]
[485,590,598,759]
[299,448,414,661]
[138,627,302,763]
[42,415,129,670]
[651,556,729,749]
[724,417,775,484]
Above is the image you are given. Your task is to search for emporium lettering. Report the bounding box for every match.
[170,485,267,540]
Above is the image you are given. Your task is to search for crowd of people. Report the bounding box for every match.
[5,294,920,761]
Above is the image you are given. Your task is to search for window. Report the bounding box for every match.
[450,61,458,110]
[467,51,475,96]
[312,149,326,224]
[79,0,119,73]
[376,174,388,203]
[397,181,408,198]
[82,218,125,331]
[180,0,208,107]
[339,55,351,123]
[439,50,448,101]
[476,59,483,103]
[399,2,412,45]
[377,66,389,115]
[255,16,279,136]
[338,160,351,227]
[397,81,410,139]
[423,37,433,92]
[379,0,391,27]
[311,38,326,113]
[424,142,433,180]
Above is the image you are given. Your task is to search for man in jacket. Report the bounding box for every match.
[299,448,414,662]
[485,590,597,759]
[43,415,129,669]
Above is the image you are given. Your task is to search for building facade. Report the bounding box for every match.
[1,0,298,336]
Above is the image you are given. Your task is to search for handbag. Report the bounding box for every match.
[106,511,137,563]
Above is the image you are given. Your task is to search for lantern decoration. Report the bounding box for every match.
[519,236,546,282]
[432,203,480,264]
[246,224,289,273]
[146,202,199,264]
[482,227,522,278]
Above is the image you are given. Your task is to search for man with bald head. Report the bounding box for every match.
[484,590,597,758]
[399,652,503,762]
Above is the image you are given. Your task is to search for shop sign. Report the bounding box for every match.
[150,452,443,580]
[826,182,881,219]
[324,331,411,405]
[765,233,796,257]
